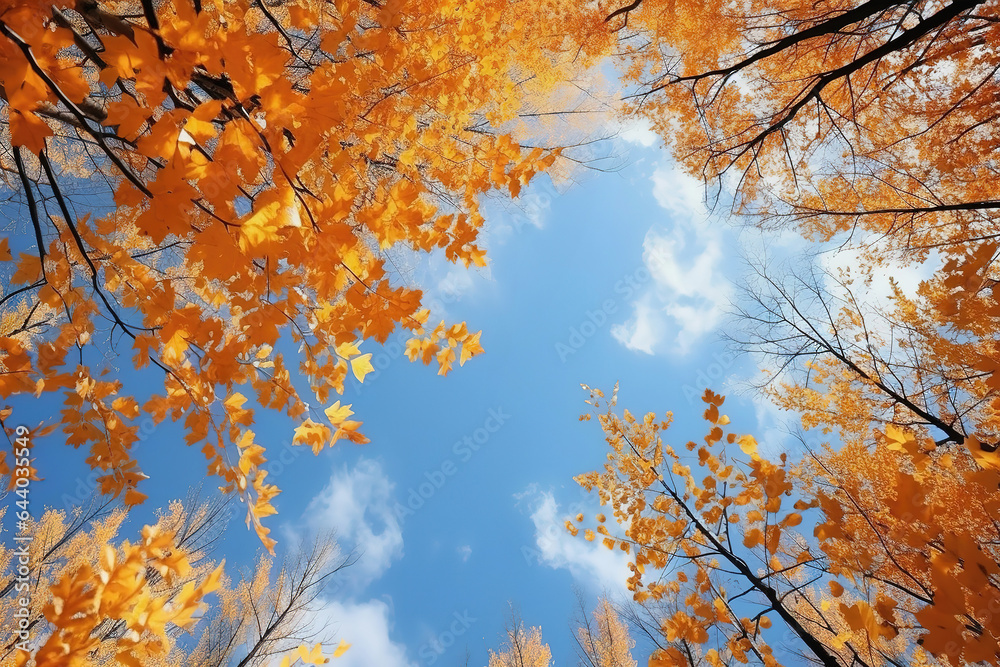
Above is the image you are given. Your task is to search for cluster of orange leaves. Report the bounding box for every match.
[488,620,552,667]
[572,386,1000,666]
[23,524,222,667]
[811,424,1000,665]
[0,0,581,549]
[600,0,1000,255]
[0,499,354,667]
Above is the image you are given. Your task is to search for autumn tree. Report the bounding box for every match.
[0,0,595,547]
[0,496,225,667]
[728,260,1000,451]
[0,490,234,662]
[187,534,353,667]
[0,490,353,667]
[726,255,1000,663]
[571,385,1000,666]
[574,596,637,667]
[487,611,553,667]
[484,597,637,667]
[579,0,1000,257]
[796,423,1000,666]
[574,0,1000,443]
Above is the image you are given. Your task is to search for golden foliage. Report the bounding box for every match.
[575,385,1000,666]
[575,598,636,667]
[488,618,552,667]
[0,496,352,667]
[591,0,1000,263]
[0,0,586,549]
[0,499,221,667]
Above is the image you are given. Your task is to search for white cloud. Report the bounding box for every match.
[739,365,799,456]
[616,117,658,148]
[522,490,630,594]
[434,263,477,302]
[650,165,709,217]
[291,462,411,667]
[305,598,413,667]
[818,243,938,307]
[306,458,403,588]
[612,167,733,355]
[611,296,662,355]
[457,545,472,562]
[411,251,482,319]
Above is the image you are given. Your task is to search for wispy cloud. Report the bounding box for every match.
[818,243,938,308]
[612,166,732,355]
[616,117,658,148]
[306,598,414,667]
[520,489,630,594]
[611,295,661,355]
[306,458,404,588]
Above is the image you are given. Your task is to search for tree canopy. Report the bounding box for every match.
[3,0,1000,665]
[0,0,581,548]
[573,386,1000,666]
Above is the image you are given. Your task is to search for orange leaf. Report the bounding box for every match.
[9,109,52,154]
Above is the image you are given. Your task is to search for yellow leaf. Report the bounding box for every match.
[235,429,256,449]
[336,340,361,358]
[225,392,248,411]
[967,436,1000,471]
[742,527,763,548]
[325,401,354,425]
[737,434,757,456]
[468,245,487,267]
[350,354,374,383]
[333,639,351,658]
[200,564,224,596]
[459,331,484,366]
[436,346,456,375]
[297,642,331,664]
[124,487,148,506]
[839,601,894,639]
[10,109,53,154]
[294,419,332,454]
[11,253,41,285]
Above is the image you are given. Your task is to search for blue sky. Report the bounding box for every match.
[15,122,818,666]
